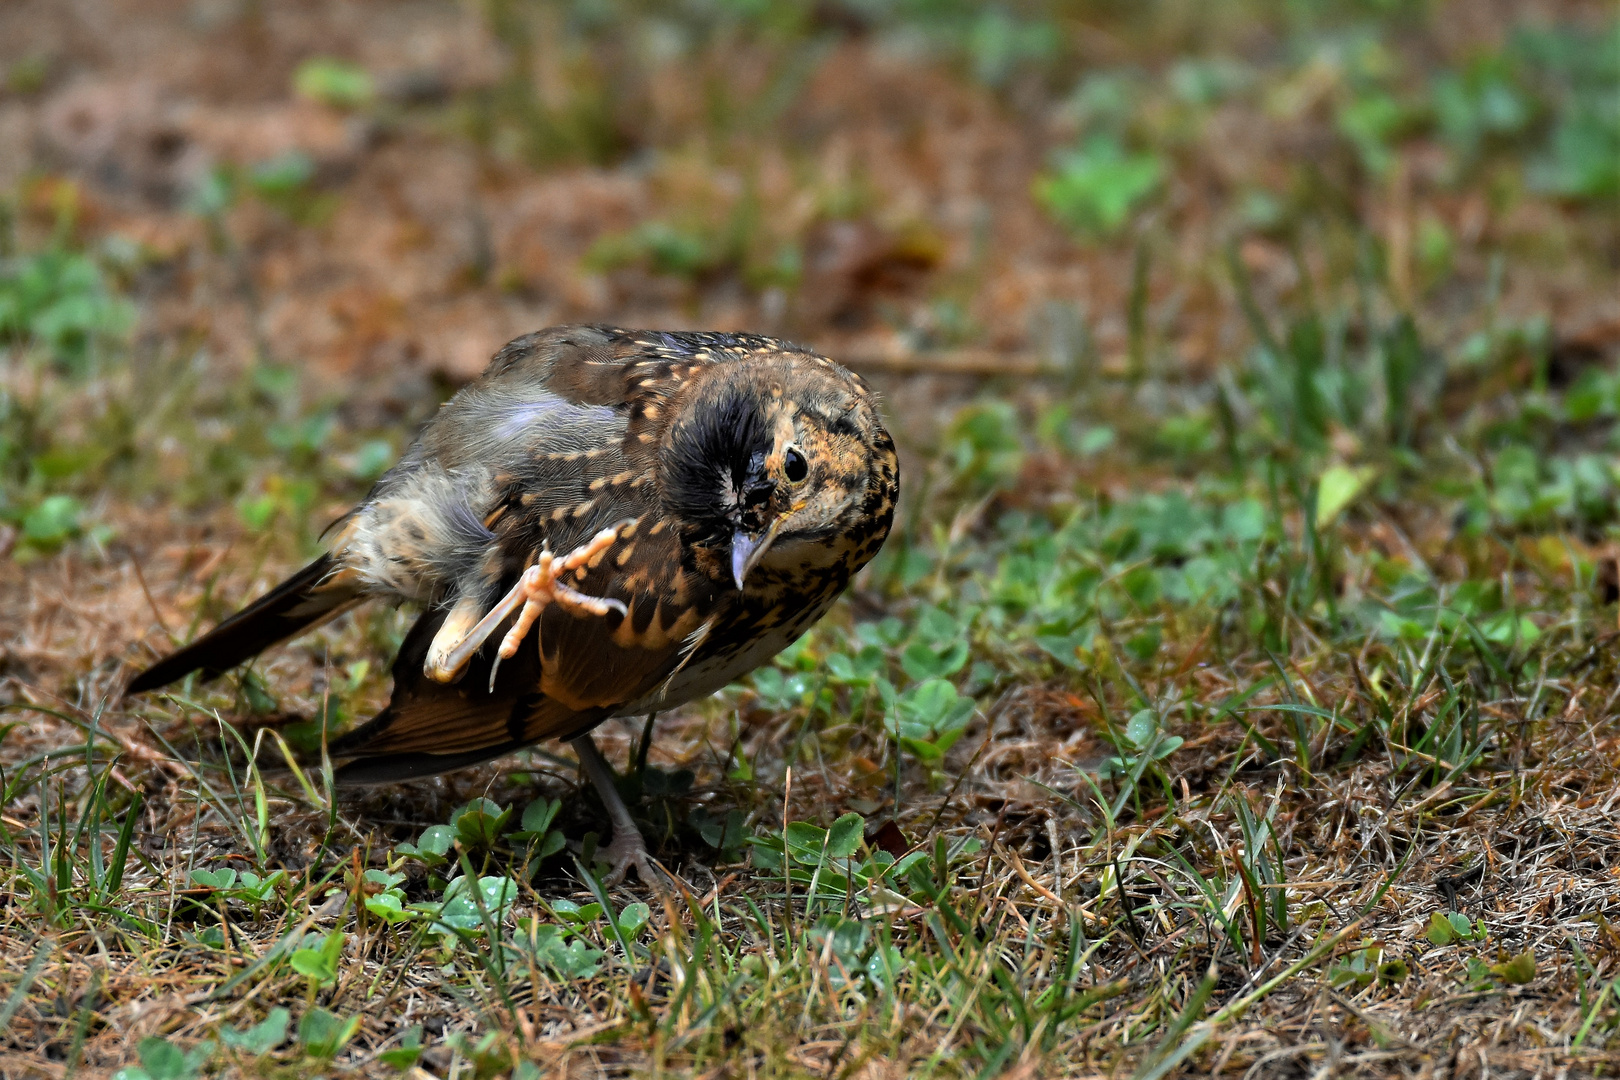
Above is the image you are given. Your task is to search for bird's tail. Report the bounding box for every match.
[127,556,365,693]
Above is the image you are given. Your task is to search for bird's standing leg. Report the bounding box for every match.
[422,521,633,684]
[570,733,660,887]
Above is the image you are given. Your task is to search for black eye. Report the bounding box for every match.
[783,446,808,483]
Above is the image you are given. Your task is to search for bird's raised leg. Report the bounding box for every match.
[421,591,488,684]
[570,733,660,887]
[422,521,632,685]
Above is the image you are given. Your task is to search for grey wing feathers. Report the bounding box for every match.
[332,366,627,607]
[129,326,642,697]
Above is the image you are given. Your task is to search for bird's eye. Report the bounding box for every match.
[783,446,809,483]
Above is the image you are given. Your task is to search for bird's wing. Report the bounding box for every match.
[329,543,716,782]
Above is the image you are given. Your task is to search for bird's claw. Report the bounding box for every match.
[597,826,662,888]
[422,520,634,685]
[495,530,630,663]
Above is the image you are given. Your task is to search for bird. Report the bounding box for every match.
[127,325,899,884]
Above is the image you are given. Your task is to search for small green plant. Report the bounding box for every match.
[1100,709,1183,780]
[1431,55,1532,163]
[1035,135,1164,236]
[395,823,457,869]
[584,221,725,281]
[548,896,651,939]
[444,1031,511,1078]
[232,870,285,909]
[297,1007,361,1058]
[508,893,653,979]
[945,401,1025,491]
[882,677,976,765]
[749,811,965,912]
[506,796,568,863]
[376,1026,424,1069]
[899,606,971,681]
[450,797,513,850]
[392,797,565,882]
[1425,910,1488,946]
[1460,948,1537,990]
[940,7,1063,88]
[288,930,344,990]
[1517,23,1620,201]
[246,151,338,226]
[187,866,237,894]
[1490,949,1537,986]
[415,874,519,938]
[293,58,374,109]
[1329,942,1408,988]
[687,804,748,860]
[360,869,414,925]
[111,1037,214,1080]
[17,493,85,554]
[1316,463,1376,527]
[0,246,136,375]
[219,1008,289,1055]
[512,919,607,979]
[806,914,905,990]
[1336,89,1415,176]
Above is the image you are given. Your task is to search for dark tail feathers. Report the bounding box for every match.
[127,555,362,693]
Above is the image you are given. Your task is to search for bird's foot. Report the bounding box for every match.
[422,520,634,684]
[494,527,631,661]
[597,825,661,888]
[571,732,671,891]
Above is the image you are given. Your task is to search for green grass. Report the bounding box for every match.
[1,0,1619,1075]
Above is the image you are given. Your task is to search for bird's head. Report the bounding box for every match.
[658,348,897,591]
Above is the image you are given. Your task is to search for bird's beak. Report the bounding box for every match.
[731,516,785,590]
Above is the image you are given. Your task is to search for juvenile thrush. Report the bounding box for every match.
[128,325,899,883]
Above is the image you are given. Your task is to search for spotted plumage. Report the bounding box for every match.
[128,325,899,883]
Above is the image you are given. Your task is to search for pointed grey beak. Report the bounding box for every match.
[730,517,785,590]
